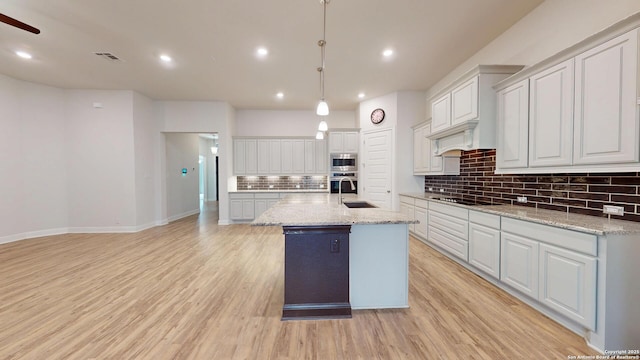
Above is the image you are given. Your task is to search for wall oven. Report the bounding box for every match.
[330,153,358,172]
[330,172,358,194]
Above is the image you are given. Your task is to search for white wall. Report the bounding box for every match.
[66,90,137,230]
[0,75,68,243]
[132,92,157,229]
[165,133,200,221]
[358,91,425,210]
[426,0,640,110]
[235,110,356,136]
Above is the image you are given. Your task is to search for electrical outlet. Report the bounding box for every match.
[330,239,340,253]
[517,196,528,203]
[603,205,624,216]
[295,184,300,188]
[439,188,444,193]
[269,185,274,189]
[247,185,252,189]
[428,187,433,192]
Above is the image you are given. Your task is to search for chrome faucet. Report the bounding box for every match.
[338,177,356,204]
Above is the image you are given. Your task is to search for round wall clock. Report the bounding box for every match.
[370,108,385,124]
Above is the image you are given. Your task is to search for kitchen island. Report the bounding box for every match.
[252,193,416,320]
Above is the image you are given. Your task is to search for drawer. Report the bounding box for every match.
[429,210,468,240]
[400,196,415,206]
[502,217,597,256]
[229,193,254,199]
[255,193,281,199]
[469,210,500,229]
[429,201,468,220]
[428,226,468,261]
[415,199,428,209]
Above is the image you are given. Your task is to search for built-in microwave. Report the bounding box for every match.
[330,153,357,172]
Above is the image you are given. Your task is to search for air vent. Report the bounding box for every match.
[94,52,123,62]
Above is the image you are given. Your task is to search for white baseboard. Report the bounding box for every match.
[217,219,231,225]
[0,227,69,245]
[167,209,200,222]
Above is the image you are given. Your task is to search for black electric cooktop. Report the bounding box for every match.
[432,197,496,206]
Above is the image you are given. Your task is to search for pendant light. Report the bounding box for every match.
[316,0,330,116]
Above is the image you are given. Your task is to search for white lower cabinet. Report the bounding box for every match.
[414,200,428,239]
[399,196,416,233]
[501,217,597,330]
[229,193,255,220]
[539,243,596,330]
[500,231,539,299]
[428,202,469,261]
[468,211,500,279]
[254,193,280,219]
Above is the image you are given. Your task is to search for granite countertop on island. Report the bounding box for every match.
[252,193,417,226]
[400,192,640,236]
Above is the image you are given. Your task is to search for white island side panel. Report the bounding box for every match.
[350,224,409,309]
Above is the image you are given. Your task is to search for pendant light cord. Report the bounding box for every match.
[318,0,328,101]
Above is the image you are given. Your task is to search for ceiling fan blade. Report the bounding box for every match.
[0,13,40,34]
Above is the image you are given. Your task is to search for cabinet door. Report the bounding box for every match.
[242,199,255,219]
[496,79,529,169]
[574,29,639,165]
[539,244,596,330]
[254,199,268,218]
[329,132,344,153]
[257,140,270,174]
[399,202,415,233]
[469,223,500,279]
[343,132,359,153]
[529,59,574,167]
[281,140,293,174]
[315,139,327,174]
[291,140,306,174]
[414,206,427,239]
[431,93,451,133]
[233,139,246,174]
[413,126,426,174]
[304,139,315,174]
[244,139,258,174]
[269,140,281,173]
[500,231,539,299]
[451,76,479,125]
[424,122,442,172]
[229,199,244,220]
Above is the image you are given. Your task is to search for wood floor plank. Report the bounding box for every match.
[0,202,598,359]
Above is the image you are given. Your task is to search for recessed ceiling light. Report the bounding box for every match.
[16,51,32,59]
[358,93,365,99]
[257,47,268,57]
[383,49,394,57]
[276,92,284,99]
[159,54,172,63]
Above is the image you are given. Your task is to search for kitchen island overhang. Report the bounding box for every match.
[252,193,417,320]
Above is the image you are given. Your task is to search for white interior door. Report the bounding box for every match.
[362,129,392,210]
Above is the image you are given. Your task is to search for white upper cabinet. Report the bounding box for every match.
[329,131,359,153]
[431,93,451,134]
[234,139,257,175]
[412,123,430,174]
[496,79,529,169]
[529,59,574,168]
[451,76,479,126]
[573,29,639,165]
[234,138,324,175]
[428,65,524,155]
[495,24,640,174]
[413,121,460,176]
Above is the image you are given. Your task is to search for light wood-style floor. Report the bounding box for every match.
[0,202,598,359]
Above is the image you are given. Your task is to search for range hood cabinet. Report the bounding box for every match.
[427,65,524,155]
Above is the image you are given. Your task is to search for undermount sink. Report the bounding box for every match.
[343,201,377,209]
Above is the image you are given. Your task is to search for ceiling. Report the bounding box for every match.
[0,0,543,111]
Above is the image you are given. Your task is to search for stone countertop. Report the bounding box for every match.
[399,192,640,236]
[252,193,417,226]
